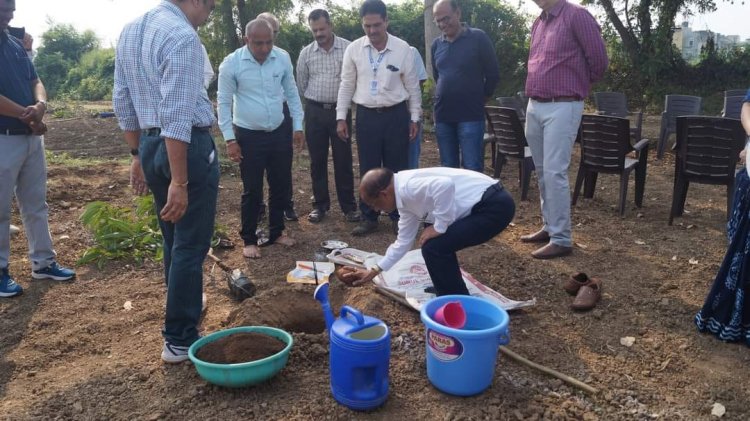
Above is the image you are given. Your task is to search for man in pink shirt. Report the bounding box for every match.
[521,0,607,259]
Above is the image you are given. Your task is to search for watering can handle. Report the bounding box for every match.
[340,306,365,326]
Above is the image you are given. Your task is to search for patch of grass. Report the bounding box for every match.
[45,150,126,166]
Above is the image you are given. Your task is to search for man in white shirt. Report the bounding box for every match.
[338,167,515,296]
[336,0,422,237]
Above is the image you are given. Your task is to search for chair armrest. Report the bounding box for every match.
[633,138,649,151]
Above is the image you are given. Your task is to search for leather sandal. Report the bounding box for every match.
[571,278,602,311]
[563,272,592,295]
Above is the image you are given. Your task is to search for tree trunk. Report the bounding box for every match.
[424,0,440,79]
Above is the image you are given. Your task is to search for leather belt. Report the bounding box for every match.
[0,127,33,136]
[306,99,336,110]
[359,101,406,113]
[531,96,581,103]
[142,126,211,137]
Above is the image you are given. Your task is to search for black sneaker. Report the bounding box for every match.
[351,220,378,236]
[308,208,326,223]
[345,210,362,222]
[284,208,299,221]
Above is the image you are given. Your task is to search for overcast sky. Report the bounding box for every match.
[11,0,750,48]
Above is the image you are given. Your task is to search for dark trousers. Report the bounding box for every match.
[422,183,515,296]
[305,102,356,213]
[236,124,292,245]
[139,128,219,347]
[259,103,294,212]
[355,101,409,221]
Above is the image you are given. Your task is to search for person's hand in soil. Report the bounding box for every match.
[226,141,242,163]
[336,265,377,287]
[129,158,149,196]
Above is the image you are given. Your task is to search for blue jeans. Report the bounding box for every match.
[408,123,423,169]
[435,120,485,172]
[139,128,219,347]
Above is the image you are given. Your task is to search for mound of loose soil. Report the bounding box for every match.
[196,332,286,364]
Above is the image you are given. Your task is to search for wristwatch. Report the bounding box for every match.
[130,148,139,156]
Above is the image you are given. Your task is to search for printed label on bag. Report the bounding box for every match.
[427,329,463,362]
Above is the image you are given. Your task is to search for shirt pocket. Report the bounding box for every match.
[382,65,402,91]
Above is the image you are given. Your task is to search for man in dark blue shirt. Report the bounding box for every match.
[431,0,499,172]
[0,0,76,298]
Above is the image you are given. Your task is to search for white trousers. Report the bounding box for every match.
[0,133,55,271]
[524,100,584,247]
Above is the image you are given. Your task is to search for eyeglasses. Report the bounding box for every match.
[433,15,452,26]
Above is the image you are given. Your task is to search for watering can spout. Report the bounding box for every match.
[314,283,335,332]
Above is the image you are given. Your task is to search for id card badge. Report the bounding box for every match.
[369,79,378,96]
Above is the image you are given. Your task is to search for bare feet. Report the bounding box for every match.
[242,245,261,259]
[275,234,296,247]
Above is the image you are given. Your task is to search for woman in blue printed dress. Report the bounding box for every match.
[695,90,750,344]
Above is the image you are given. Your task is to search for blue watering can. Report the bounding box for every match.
[314,282,390,411]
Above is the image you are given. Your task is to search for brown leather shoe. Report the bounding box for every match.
[563,272,591,295]
[571,278,602,311]
[520,229,550,243]
[531,243,572,259]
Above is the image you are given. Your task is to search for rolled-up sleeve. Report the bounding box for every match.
[158,37,203,142]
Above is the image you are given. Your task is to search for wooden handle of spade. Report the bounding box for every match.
[206,251,232,273]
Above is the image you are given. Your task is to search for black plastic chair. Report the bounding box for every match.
[484,106,534,200]
[572,114,649,216]
[495,96,526,121]
[593,92,643,144]
[724,89,747,98]
[722,95,744,119]
[669,116,745,225]
[657,95,702,159]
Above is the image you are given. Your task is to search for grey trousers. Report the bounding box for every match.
[524,100,584,247]
[0,133,55,271]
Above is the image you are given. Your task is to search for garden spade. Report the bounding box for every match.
[206,250,256,301]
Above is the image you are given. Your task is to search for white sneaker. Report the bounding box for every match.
[161,341,190,364]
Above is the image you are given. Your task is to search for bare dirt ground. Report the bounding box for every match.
[1,110,748,420]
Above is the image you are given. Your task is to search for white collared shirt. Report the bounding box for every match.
[377,168,497,271]
[336,33,421,122]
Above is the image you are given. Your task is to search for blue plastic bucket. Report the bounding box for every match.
[420,295,510,396]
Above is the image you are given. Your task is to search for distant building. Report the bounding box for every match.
[673,21,742,62]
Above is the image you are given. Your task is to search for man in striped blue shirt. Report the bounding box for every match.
[113,0,218,364]
[218,19,304,259]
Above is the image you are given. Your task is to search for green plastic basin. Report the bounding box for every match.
[188,326,293,388]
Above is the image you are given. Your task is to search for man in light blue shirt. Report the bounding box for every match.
[217,19,304,259]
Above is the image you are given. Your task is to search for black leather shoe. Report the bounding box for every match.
[284,208,299,221]
[308,208,326,223]
[351,220,378,236]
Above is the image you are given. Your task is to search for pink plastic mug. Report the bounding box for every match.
[433,301,466,329]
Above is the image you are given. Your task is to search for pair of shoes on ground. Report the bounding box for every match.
[564,272,602,311]
[0,262,76,298]
[308,209,361,223]
[520,229,573,259]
